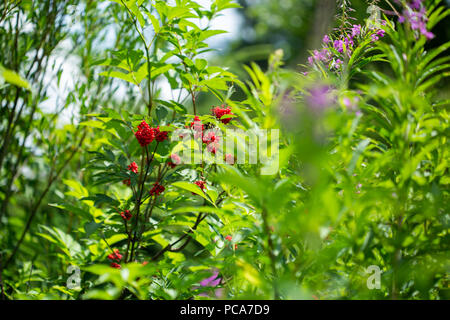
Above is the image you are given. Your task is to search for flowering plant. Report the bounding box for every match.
[0,0,448,301]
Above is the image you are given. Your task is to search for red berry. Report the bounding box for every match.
[212,105,234,124]
[206,143,217,154]
[108,249,123,261]
[194,180,206,190]
[202,131,219,144]
[110,262,121,269]
[120,210,132,221]
[122,179,131,186]
[190,116,204,139]
[154,126,168,142]
[127,161,138,173]
[149,182,165,196]
[225,235,232,241]
[168,153,181,168]
[225,153,235,164]
[167,162,176,169]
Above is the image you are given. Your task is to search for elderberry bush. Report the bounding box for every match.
[0,0,448,300]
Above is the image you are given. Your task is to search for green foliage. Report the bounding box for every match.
[0,0,448,301]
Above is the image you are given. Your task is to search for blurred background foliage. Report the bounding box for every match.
[0,0,449,300]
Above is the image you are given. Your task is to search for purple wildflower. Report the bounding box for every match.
[342,96,360,112]
[309,48,332,66]
[344,36,354,48]
[351,24,361,38]
[333,39,344,53]
[313,49,320,60]
[331,58,343,70]
[342,97,352,107]
[323,34,330,43]
[306,85,335,110]
[398,1,434,40]
[410,0,422,10]
[200,270,221,287]
[197,270,224,298]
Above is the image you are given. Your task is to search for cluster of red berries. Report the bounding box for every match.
[127,161,138,173]
[149,182,165,196]
[202,131,220,155]
[135,121,155,146]
[120,209,132,221]
[108,249,122,261]
[202,131,218,144]
[168,153,181,168]
[212,105,234,124]
[154,126,168,142]
[224,153,235,164]
[224,235,238,250]
[194,180,206,193]
[167,161,177,169]
[108,249,123,269]
[135,121,169,147]
[189,116,204,139]
[122,178,131,186]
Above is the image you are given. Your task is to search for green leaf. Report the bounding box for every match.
[81,194,120,207]
[171,181,215,206]
[146,12,160,33]
[84,221,103,237]
[0,65,30,89]
[151,64,173,80]
[197,29,228,42]
[63,179,89,199]
[349,139,371,174]
[37,225,82,259]
[99,70,137,85]
[195,58,207,71]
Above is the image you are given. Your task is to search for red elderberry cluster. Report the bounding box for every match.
[202,131,218,144]
[194,180,206,193]
[202,131,220,155]
[168,153,181,168]
[212,105,233,124]
[120,209,132,221]
[127,162,138,173]
[110,262,121,269]
[149,182,165,196]
[108,249,122,261]
[108,249,123,269]
[206,143,217,154]
[122,178,131,186]
[154,126,169,142]
[224,153,235,164]
[135,122,170,147]
[189,116,204,139]
[135,121,155,146]
[190,116,204,131]
[167,161,177,169]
